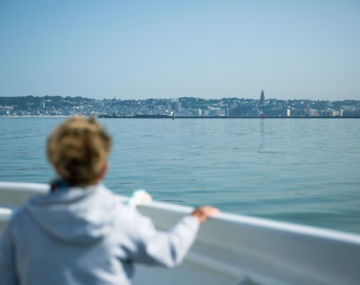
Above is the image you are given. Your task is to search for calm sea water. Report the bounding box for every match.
[0,117,359,234]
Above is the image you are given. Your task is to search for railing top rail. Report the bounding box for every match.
[1,181,360,245]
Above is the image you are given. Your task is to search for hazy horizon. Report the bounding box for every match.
[1,1,360,100]
[2,93,360,102]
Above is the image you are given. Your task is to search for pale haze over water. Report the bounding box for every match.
[0,118,359,234]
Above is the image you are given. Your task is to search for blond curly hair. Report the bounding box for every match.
[47,116,112,186]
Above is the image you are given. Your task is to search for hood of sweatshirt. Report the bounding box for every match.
[25,183,125,244]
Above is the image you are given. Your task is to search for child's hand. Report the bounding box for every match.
[128,190,152,207]
[191,206,219,224]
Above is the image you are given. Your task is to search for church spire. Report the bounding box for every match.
[259,90,265,106]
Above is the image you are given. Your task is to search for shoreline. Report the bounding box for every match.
[1,115,360,119]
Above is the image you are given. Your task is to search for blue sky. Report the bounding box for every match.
[0,0,359,100]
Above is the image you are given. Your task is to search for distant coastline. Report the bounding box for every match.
[99,115,360,119]
[1,115,359,119]
[1,95,360,118]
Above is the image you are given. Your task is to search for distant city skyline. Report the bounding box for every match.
[2,94,359,118]
[1,1,360,100]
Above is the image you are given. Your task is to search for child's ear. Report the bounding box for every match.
[98,161,109,181]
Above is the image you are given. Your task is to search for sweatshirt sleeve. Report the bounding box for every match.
[0,222,19,285]
[128,212,200,268]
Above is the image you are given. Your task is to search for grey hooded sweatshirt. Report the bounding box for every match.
[0,184,200,285]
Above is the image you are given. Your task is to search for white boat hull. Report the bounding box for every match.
[1,182,360,285]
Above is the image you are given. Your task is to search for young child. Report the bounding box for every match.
[0,116,218,285]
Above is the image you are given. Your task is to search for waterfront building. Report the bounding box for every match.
[176,101,182,113]
[307,108,319,117]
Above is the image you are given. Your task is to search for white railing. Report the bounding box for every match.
[1,182,360,285]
